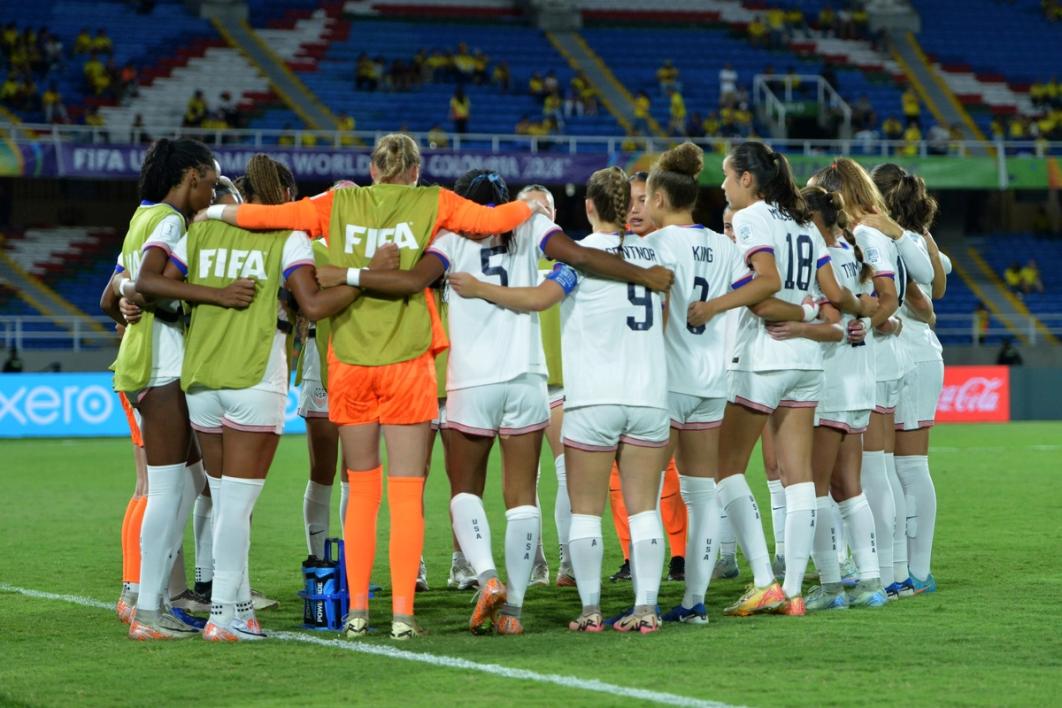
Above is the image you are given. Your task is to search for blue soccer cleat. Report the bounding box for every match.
[909,574,937,594]
[660,603,709,625]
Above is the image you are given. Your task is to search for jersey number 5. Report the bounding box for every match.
[480,245,509,287]
[783,233,814,290]
[627,284,654,331]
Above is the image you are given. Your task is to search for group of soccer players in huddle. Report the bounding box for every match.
[102,130,947,641]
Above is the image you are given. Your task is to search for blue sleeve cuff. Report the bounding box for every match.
[426,249,450,271]
[169,256,188,276]
[817,254,831,269]
[539,228,563,255]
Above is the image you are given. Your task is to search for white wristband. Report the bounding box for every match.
[205,205,227,220]
[801,302,819,322]
[346,268,363,287]
[119,279,136,298]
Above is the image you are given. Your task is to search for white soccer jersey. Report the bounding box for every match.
[730,200,831,373]
[650,224,748,398]
[558,232,667,410]
[820,240,875,413]
[896,234,943,364]
[427,213,561,391]
[854,223,911,381]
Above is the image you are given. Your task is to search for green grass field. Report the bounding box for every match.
[2,422,1061,707]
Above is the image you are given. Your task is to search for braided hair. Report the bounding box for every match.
[453,169,515,251]
[138,137,214,203]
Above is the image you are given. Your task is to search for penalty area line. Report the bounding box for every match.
[0,582,735,708]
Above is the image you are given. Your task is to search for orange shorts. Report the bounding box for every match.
[118,391,144,448]
[327,347,438,427]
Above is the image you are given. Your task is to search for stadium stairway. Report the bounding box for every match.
[890,33,987,144]
[946,246,1048,345]
[544,32,664,138]
[0,250,107,338]
[963,244,1058,344]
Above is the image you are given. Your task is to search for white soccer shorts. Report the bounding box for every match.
[562,404,670,452]
[445,373,549,436]
[895,360,944,430]
[728,369,823,414]
[668,392,726,430]
[815,408,872,434]
[187,387,287,435]
[297,378,329,419]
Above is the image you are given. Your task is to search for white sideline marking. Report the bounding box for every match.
[0,583,734,708]
[931,444,1062,453]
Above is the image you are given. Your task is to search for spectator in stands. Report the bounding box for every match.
[633,90,651,135]
[515,114,532,135]
[427,123,449,149]
[92,28,113,56]
[882,115,903,144]
[667,86,686,136]
[355,53,377,91]
[450,85,470,134]
[686,111,705,139]
[974,301,990,345]
[851,6,870,38]
[543,90,564,130]
[426,48,450,83]
[492,60,510,93]
[996,338,1023,366]
[785,7,806,37]
[0,74,18,108]
[453,42,475,84]
[927,121,951,155]
[817,5,836,36]
[473,50,489,85]
[2,345,23,373]
[657,59,679,96]
[1021,259,1045,294]
[74,27,92,55]
[82,52,104,91]
[83,105,107,141]
[565,75,585,118]
[902,122,922,155]
[183,89,207,127]
[734,103,753,137]
[1004,262,1023,292]
[131,113,151,144]
[528,72,545,99]
[543,70,560,97]
[620,127,644,153]
[43,32,63,74]
[1008,115,1029,140]
[719,62,737,105]
[279,123,296,147]
[902,87,921,127]
[747,15,768,47]
[42,82,68,123]
[852,94,876,131]
[949,123,965,154]
[765,8,786,48]
[338,114,361,147]
[119,62,139,101]
[578,72,597,115]
[990,116,1005,139]
[702,111,720,138]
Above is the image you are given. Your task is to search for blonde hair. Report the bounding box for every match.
[808,157,887,221]
[371,133,421,183]
[586,166,630,226]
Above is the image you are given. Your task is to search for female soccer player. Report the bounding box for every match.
[797,186,888,610]
[166,153,374,640]
[871,163,946,593]
[637,143,746,624]
[607,171,688,585]
[448,167,672,634]
[687,142,871,617]
[103,138,257,640]
[808,157,932,598]
[319,168,671,634]
[196,134,544,640]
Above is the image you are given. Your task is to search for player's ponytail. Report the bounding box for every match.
[242,153,297,205]
[804,185,871,283]
[809,157,888,224]
[870,162,938,234]
[138,137,214,203]
[371,133,421,184]
[454,169,514,251]
[728,141,810,224]
[648,141,702,212]
[586,166,630,230]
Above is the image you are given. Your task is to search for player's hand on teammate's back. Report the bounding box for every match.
[119,297,142,324]
[765,321,802,341]
[216,278,256,309]
[642,265,674,292]
[447,272,482,299]
[686,299,717,327]
[368,242,400,271]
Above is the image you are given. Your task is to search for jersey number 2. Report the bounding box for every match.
[480,245,509,287]
[627,284,654,331]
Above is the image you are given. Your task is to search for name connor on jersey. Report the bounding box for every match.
[345,222,419,255]
[198,248,268,280]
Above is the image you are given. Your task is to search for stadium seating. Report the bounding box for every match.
[979,233,1062,322]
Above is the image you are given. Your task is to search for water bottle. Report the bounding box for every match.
[301,556,318,626]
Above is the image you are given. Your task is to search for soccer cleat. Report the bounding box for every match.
[839,558,859,588]
[897,577,917,597]
[116,589,137,625]
[771,554,786,581]
[909,573,937,594]
[204,617,266,641]
[391,615,426,640]
[847,580,888,608]
[774,595,807,616]
[609,559,631,582]
[805,585,850,612]
[170,606,207,630]
[613,607,660,634]
[448,556,479,590]
[604,606,633,627]
[415,558,430,592]
[342,613,370,638]
[469,577,507,634]
[661,603,708,625]
[495,613,524,636]
[556,568,576,587]
[171,589,210,614]
[712,554,739,580]
[885,581,915,600]
[723,582,786,617]
[250,589,278,611]
[193,579,213,598]
[667,556,685,581]
[530,559,550,587]
[129,609,199,640]
[568,610,604,633]
[203,621,238,642]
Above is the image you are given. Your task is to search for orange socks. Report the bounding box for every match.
[661,462,689,558]
[124,496,146,584]
[343,467,383,613]
[608,463,631,560]
[388,476,425,617]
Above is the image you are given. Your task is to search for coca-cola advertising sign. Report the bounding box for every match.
[936,366,1010,423]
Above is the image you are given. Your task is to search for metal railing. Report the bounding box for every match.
[4,121,1061,158]
[0,316,117,352]
[935,313,1062,345]
[753,73,852,140]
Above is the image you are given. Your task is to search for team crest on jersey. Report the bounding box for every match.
[865,246,880,262]
[344,222,418,256]
[738,224,752,243]
[198,248,267,280]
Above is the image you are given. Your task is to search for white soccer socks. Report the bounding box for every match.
[210,476,264,625]
[303,480,333,558]
[781,482,816,599]
[717,474,774,588]
[553,455,572,568]
[629,510,664,608]
[504,505,540,610]
[896,454,936,581]
[450,493,497,583]
[812,496,842,586]
[568,513,603,610]
[680,475,720,609]
[861,450,895,587]
[885,453,909,582]
[137,463,186,612]
[767,478,787,558]
[838,493,880,581]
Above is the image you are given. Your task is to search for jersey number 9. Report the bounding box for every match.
[627,284,654,331]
